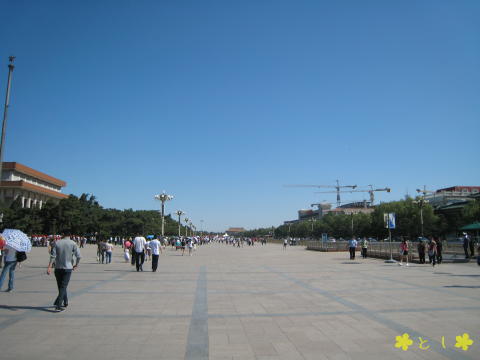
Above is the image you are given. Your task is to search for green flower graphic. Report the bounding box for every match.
[455,333,474,351]
[395,333,413,351]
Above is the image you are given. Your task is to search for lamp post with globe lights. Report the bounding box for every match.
[176,210,184,237]
[154,191,174,237]
[184,217,190,237]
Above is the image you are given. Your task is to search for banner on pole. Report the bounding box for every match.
[384,213,396,229]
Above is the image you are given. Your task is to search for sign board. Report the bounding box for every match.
[321,233,328,242]
[384,213,396,229]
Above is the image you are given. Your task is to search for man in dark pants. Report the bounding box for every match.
[348,238,358,260]
[133,235,146,272]
[47,237,81,312]
[417,240,426,264]
[149,237,161,272]
[436,237,443,264]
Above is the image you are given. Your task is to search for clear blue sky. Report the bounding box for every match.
[0,0,479,232]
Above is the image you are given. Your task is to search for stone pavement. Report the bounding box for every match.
[0,242,479,360]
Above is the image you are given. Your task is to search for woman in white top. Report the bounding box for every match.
[105,240,113,264]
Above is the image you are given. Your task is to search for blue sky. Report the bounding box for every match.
[0,0,479,232]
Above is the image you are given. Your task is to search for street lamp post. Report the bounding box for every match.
[413,198,428,238]
[154,191,174,237]
[184,217,189,237]
[176,210,184,237]
[0,56,16,185]
[200,220,204,236]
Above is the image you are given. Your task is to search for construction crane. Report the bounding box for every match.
[285,180,357,207]
[416,185,435,196]
[315,185,391,206]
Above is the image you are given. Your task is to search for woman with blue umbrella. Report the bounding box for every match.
[0,229,31,292]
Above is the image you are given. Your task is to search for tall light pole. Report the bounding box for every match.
[154,191,173,237]
[416,187,432,238]
[176,210,184,237]
[0,56,16,185]
[200,220,204,236]
[184,217,189,237]
[413,198,428,238]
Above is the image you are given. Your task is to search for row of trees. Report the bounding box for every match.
[245,197,480,240]
[0,194,191,238]
[1,194,478,240]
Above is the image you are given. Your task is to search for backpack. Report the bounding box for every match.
[16,251,27,262]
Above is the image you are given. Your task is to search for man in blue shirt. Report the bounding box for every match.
[348,238,358,260]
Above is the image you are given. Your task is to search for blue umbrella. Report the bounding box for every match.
[1,229,32,252]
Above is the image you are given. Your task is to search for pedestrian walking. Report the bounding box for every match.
[348,238,357,260]
[436,237,443,264]
[105,240,113,264]
[417,239,426,264]
[428,237,437,267]
[0,244,17,292]
[145,239,151,262]
[187,239,194,256]
[133,235,146,272]
[361,237,368,259]
[149,237,161,272]
[283,238,288,250]
[469,234,475,258]
[124,247,130,263]
[398,238,409,266]
[47,237,81,312]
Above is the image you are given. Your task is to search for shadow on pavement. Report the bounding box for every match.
[444,285,480,289]
[0,305,57,313]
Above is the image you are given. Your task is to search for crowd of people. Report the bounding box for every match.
[1,230,478,314]
[345,232,479,267]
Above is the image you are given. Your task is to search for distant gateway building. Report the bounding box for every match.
[226,227,246,234]
[0,162,68,208]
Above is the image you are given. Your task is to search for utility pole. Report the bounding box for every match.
[0,56,16,186]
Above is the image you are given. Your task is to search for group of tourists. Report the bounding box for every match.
[346,233,479,267]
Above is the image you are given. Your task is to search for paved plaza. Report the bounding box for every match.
[0,242,479,360]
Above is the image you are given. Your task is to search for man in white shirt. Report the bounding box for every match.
[149,238,162,272]
[133,235,147,272]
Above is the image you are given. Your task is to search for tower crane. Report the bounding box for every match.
[315,185,391,206]
[285,180,357,207]
[416,186,435,196]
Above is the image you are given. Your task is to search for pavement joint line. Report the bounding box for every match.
[0,271,128,332]
[264,265,475,360]
[5,305,477,321]
[185,266,208,360]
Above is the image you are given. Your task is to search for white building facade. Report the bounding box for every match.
[0,162,68,208]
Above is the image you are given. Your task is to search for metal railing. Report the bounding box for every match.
[306,241,474,261]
